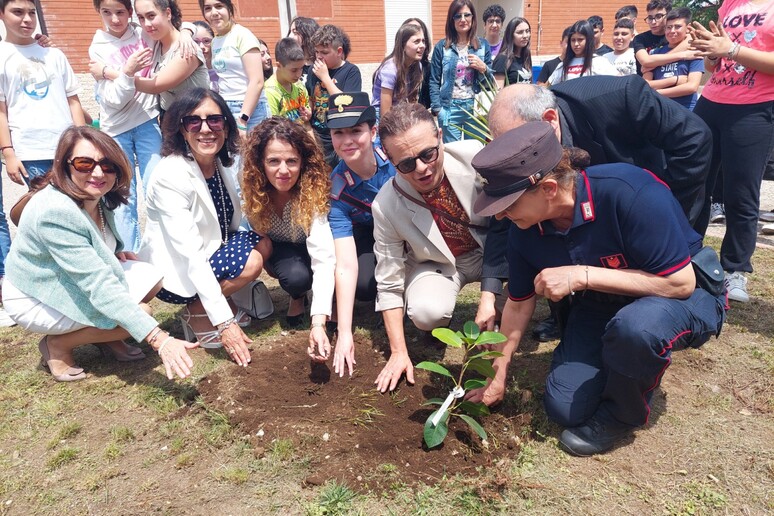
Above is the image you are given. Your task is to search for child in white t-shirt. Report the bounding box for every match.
[604,18,637,76]
[0,0,85,185]
[548,19,618,85]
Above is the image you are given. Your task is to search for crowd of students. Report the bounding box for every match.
[0,0,772,456]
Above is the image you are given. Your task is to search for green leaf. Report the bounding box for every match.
[430,328,463,348]
[463,321,480,341]
[421,398,445,406]
[463,378,487,390]
[467,358,496,379]
[424,410,449,448]
[415,361,453,379]
[468,351,504,361]
[457,400,490,417]
[475,331,507,346]
[459,414,488,441]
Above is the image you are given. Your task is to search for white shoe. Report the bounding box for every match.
[761,222,774,235]
[0,306,17,327]
[724,272,749,303]
[759,210,774,223]
[709,203,726,223]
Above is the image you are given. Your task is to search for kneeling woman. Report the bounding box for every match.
[139,88,268,366]
[4,126,196,382]
[241,117,335,360]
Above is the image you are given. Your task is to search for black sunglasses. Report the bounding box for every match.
[395,139,441,174]
[181,114,227,133]
[453,12,473,20]
[67,156,120,175]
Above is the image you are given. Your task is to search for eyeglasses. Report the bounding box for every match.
[394,140,441,174]
[485,18,502,25]
[181,114,226,133]
[67,156,120,175]
[644,13,666,22]
[452,12,473,21]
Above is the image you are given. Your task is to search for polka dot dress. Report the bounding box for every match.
[156,171,261,305]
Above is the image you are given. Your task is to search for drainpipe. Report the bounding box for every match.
[34,0,49,35]
[537,0,543,54]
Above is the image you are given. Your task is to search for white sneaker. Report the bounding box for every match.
[0,306,17,327]
[709,203,726,223]
[762,222,774,235]
[725,272,749,303]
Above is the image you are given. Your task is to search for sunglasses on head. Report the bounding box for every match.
[181,114,227,133]
[453,12,473,21]
[67,156,120,175]
[394,139,441,174]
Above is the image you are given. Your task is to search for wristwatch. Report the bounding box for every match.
[239,113,250,123]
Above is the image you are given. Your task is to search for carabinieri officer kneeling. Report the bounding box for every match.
[466,121,726,456]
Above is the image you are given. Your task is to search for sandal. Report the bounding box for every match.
[38,337,86,382]
[98,341,146,362]
[180,308,222,349]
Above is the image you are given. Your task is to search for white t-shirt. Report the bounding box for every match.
[0,42,80,160]
[604,48,637,76]
[89,23,159,136]
[548,55,619,85]
[211,24,260,101]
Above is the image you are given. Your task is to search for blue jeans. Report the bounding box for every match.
[21,159,54,185]
[226,96,270,132]
[0,163,12,277]
[112,118,162,252]
[543,289,725,428]
[439,98,485,143]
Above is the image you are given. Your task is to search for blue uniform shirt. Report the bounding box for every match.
[507,164,703,301]
[328,145,397,239]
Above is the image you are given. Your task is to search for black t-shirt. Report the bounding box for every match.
[492,54,532,84]
[595,44,614,56]
[537,57,561,84]
[632,31,668,75]
[306,61,362,141]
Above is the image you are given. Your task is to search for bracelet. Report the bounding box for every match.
[674,76,679,87]
[147,327,163,345]
[216,318,236,335]
[311,322,326,329]
[237,124,248,131]
[726,42,740,60]
[706,55,719,62]
[102,65,109,80]
[157,336,173,355]
[0,145,13,152]
[584,265,589,291]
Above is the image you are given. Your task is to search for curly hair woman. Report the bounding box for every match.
[242,117,335,360]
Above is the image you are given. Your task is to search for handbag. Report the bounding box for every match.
[691,246,725,297]
[232,280,274,319]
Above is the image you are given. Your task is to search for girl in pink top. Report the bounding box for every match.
[690,0,774,303]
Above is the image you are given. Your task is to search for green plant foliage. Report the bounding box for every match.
[467,358,496,379]
[419,320,505,448]
[415,361,453,379]
[458,415,487,441]
[430,327,463,348]
[424,409,449,449]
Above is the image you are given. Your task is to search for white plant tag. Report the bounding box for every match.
[431,386,465,426]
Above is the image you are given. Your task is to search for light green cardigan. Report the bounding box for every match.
[5,185,158,342]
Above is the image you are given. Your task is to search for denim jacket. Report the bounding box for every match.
[429,38,493,113]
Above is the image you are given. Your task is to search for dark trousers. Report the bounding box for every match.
[353,224,377,302]
[543,289,725,428]
[694,98,774,272]
[266,241,312,300]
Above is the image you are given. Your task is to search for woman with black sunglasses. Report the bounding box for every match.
[138,88,269,366]
[3,126,197,382]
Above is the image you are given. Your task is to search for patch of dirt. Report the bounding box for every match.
[199,332,530,490]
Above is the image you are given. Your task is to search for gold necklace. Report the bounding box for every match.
[97,202,107,242]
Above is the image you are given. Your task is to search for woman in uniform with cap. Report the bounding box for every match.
[326,92,397,378]
[468,121,726,456]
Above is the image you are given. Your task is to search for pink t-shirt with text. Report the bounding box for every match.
[701,0,774,104]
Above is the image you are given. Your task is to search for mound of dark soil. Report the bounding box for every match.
[198,332,530,490]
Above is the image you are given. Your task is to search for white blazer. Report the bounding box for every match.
[139,154,243,325]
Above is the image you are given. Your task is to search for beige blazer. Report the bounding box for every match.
[138,154,242,325]
[372,140,488,312]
